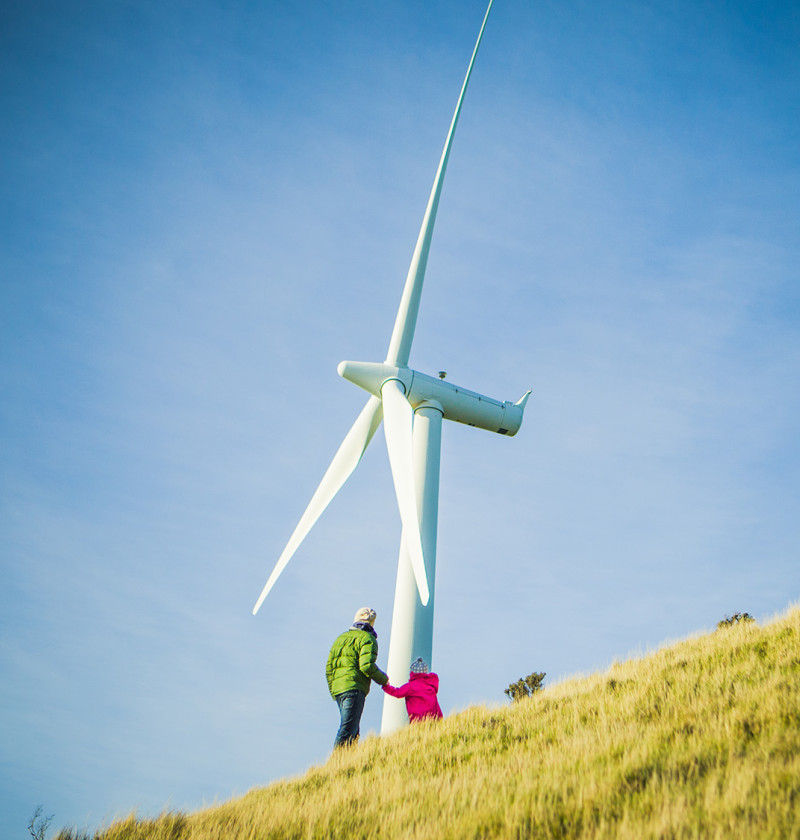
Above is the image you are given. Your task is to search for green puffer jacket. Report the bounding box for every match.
[326,626,389,698]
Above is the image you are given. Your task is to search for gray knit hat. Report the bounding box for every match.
[410,657,429,674]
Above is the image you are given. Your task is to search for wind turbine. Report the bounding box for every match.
[253,0,531,734]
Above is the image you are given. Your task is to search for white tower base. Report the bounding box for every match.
[381,401,443,735]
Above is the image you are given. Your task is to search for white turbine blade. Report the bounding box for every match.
[385,0,494,367]
[381,379,430,606]
[253,395,383,615]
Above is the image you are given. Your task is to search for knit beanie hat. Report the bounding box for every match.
[354,607,377,626]
[410,657,429,674]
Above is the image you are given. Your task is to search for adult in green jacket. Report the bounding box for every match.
[326,607,389,747]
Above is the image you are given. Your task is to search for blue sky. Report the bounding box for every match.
[2,0,799,835]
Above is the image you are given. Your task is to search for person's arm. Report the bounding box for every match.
[325,644,336,697]
[381,681,412,698]
[359,636,389,686]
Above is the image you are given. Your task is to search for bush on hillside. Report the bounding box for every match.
[717,612,754,629]
[504,671,545,702]
[28,807,53,840]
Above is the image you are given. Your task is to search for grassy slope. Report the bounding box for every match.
[67,606,800,839]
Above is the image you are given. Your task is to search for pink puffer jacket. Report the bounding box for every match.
[382,672,443,722]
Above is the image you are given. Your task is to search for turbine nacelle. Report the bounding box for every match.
[338,360,531,437]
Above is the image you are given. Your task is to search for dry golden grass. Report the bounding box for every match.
[62,605,800,839]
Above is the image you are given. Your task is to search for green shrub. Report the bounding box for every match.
[504,671,546,702]
[717,612,754,629]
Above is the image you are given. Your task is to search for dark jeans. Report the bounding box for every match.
[334,689,366,748]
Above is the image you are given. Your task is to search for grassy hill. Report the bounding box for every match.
[59,605,800,839]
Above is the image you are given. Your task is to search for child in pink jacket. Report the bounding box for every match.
[382,658,443,722]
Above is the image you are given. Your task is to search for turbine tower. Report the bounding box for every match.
[253,0,530,734]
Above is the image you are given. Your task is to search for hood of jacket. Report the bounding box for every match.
[408,672,439,689]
